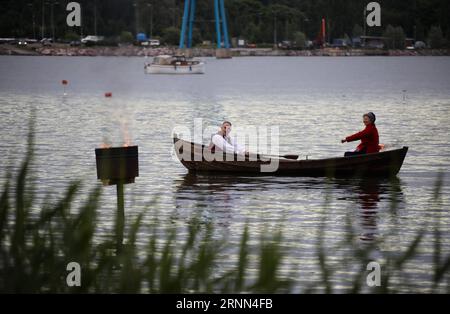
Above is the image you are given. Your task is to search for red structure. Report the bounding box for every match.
[315,18,327,47]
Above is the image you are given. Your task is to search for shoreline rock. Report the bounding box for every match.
[1,44,449,57]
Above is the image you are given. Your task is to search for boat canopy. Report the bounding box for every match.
[152,55,174,65]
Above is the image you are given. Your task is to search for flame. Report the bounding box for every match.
[100,142,112,149]
[98,120,133,149]
[121,120,132,147]
[100,136,112,149]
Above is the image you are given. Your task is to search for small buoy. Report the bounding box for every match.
[61,80,68,96]
[105,92,112,97]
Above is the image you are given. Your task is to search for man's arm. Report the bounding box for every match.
[212,134,238,154]
[230,136,246,155]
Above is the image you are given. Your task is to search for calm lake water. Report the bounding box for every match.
[1,55,450,292]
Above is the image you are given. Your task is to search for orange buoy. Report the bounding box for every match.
[105,92,112,97]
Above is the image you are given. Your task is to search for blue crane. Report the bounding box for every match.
[179,0,230,49]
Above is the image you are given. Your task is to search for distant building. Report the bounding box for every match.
[332,38,351,48]
[352,37,362,48]
[352,36,417,49]
[81,35,105,45]
[360,36,385,49]
[414,41,426,49]
[136,33,148,42]
[405,38,415,49]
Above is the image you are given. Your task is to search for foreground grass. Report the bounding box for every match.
[0,123,449,293]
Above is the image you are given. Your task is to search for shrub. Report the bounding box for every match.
[428,26,446,49]
[383,25,406,49]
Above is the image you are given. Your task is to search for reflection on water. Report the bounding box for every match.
[334,178,403,243]
[354,179,382,243]
[173,173,405,245]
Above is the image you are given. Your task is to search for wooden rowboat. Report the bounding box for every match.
[173,137,408,177]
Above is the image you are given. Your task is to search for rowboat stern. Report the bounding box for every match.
[393,146,409,175]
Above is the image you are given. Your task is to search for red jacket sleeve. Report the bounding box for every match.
[346,126,371,142]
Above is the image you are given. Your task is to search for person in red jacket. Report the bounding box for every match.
[341,112,380,156]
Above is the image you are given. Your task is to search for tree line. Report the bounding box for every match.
[0,0,448,48]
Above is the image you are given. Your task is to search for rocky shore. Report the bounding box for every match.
[1,44,449,57]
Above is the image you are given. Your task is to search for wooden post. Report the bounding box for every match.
[115,182,125,254]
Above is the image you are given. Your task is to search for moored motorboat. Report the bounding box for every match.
[145,55,205,74]
[173,136,408,177]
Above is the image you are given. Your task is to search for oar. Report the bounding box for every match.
[254,153,300,160]
[280,154,300,160]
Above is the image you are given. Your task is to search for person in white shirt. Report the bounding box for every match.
[208,121,247,155]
